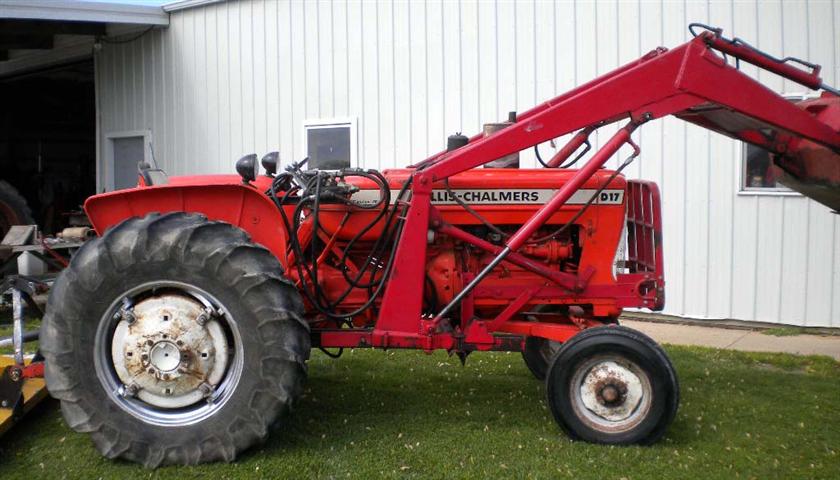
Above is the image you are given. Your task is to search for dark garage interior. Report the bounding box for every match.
[0,60,96,234]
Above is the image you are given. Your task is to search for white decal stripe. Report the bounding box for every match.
[350,189,624,206]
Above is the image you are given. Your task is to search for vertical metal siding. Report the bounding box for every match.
[97,0,840,327]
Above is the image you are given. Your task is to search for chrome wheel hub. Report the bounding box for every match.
[111,293,229,409]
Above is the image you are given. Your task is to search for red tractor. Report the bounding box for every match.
[39,25,840,466]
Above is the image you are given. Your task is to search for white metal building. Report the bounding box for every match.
[3,0,840,327]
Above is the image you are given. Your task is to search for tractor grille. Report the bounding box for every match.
[625,180,665,309]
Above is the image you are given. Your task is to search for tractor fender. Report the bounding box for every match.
[84,176,289,267]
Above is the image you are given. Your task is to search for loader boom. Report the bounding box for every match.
[367,25,840,349]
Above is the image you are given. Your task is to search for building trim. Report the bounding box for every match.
[163,0,226,13]
[0,0,169,26]
[0,36,94,78]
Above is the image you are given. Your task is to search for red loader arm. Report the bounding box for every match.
[372,25,840,345]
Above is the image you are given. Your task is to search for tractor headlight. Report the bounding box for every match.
[236,154,259,183]
[261,151,279,176]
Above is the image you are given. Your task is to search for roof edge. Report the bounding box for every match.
[163,0,225,13]
[0,0,169,26]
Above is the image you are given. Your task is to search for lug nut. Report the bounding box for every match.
[199,383,214,398]
[123,384,139,397]
[123,310,136,325]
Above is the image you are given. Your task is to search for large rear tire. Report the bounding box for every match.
[545,325,678,445]
[0,180,34,238]
[41,212,310,467]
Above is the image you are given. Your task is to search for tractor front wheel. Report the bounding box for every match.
[545,325,678,445]
[41,213,310,467]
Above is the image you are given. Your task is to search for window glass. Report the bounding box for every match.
[740,93,810,193]
[743,144,785,189]
[111,136,144,190]
[307,126,351,170]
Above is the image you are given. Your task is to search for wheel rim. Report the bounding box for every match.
[94,281,244,427]
[568,354,652,433]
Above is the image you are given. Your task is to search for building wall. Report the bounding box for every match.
[96,0,840,327]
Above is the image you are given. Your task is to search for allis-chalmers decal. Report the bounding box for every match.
[351,189,624,206]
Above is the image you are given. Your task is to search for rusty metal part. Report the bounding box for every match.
[570,356,652,433]
[57,226,95,240]
[0,366,23,420]
[110,293,229,409]
[482,120,520,168]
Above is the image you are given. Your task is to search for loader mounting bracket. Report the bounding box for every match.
[0,366,24,423]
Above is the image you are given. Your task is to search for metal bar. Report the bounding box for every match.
[434,123,637,320]
[485,288,537,332]
[436,247,511,320]
[546,126,594,167]
[411,47,665,169]
[11,288,24,366]
[506,123,639,251]
[433,218,581,291]
[699,32,824,91]
[0,330,38,349]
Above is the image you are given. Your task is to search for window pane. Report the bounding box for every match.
[307,126,351,169]
[112,136,144,190]
[744,144,783,189]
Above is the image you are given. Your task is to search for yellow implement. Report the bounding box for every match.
[0,356,48,436]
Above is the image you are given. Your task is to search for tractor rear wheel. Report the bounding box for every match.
[521,336,561,381]
[545,325,678,445]
[520,305,562,380]
[0,180,34,238]
[41,212,310,467]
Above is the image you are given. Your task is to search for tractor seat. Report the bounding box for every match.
[138,162,169,186]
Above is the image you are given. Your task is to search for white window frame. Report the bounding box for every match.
[102,129,152,191]
[738,92,818,197]
[302,117,357,169]
[738,142,800,196]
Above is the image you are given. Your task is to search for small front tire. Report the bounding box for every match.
[545,325,679,445]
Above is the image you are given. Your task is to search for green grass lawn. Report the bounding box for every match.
[0,318,40,356]
[0,345,838,479]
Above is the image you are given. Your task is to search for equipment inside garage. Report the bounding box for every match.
[0,60,96,236]
[0,2,168,436]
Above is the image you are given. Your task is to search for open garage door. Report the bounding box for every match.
[0,60,95,235]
